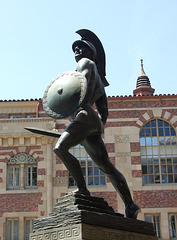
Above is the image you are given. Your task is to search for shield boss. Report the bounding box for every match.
[43,71,87,119]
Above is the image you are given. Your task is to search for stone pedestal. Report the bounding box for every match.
[30,192,158,240]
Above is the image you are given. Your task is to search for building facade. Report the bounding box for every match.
[0,63,177,239]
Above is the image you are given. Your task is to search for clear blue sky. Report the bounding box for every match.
[0,0,177,100]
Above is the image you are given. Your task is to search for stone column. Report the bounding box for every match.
[46,138,54,215]
[114,134,131,215]
[19,216,24,240]
[161,212,170,239]
[20,164,24,189]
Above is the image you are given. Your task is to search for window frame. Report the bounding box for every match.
[145,214,161,238]
[140,119,177,185]
[6,218,19,240]
[7,153,37,190]
[7,165,20,189]
[169,213,177,239]
[25,165,38,188]
[25,218,34,240]
[68,144,106,188]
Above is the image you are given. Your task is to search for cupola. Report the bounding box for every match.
[133,59,155,96]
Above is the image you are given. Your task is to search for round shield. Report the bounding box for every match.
[43,71,87,119]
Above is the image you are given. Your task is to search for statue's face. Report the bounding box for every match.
[74,45,94,62]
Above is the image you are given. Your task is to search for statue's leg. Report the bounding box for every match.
[53,122,90,195]
[82,135,140,218]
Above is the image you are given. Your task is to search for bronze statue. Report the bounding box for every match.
[43,29,140,219]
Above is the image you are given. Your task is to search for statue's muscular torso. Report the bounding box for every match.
[71,58,108,128]
[76,58,105,106]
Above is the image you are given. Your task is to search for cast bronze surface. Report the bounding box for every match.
[25,127,61,138]
[43,71,87,119]
[72,29,109,87]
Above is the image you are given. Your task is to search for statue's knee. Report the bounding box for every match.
[53,142,67,156]
[53,143,62,155]
[53,147,59,154]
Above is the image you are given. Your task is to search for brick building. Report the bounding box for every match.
[0,62,177,239]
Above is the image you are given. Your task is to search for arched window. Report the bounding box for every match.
[7,153,37,189]
[140,119,177,185]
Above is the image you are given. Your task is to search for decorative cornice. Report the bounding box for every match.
[0,117,52,124]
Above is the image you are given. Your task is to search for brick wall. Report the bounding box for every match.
[38,180,44,187]
[108,110,147,119]
[0,193,43,217]
[38,168,46,175]
[130,142,140,152]
[56,170,68,177]
[131,156,141,165]
[108,96,177,109]
[132,170,142,178]
[105,143,115,153]
[91,191,118,212]
[107,96,177,218]
[0,113,9,118]
[134,190,177,208]
[0,146,43,163]
[0,145,45,217]
[106,121,137,127]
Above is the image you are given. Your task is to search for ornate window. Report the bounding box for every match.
[7,153,37,189]
[140,119,177,185]
[68,144,106,187]
[145,214,161,238]
[169,214,177,238]
[6,218,19,240]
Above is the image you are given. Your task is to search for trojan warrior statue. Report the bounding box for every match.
[43,29,140,219]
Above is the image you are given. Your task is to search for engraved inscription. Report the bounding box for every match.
[116,152,131,157]
[115,135,130,143]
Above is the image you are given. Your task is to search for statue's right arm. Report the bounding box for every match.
[76,58,93,85]
[76,58,108,124]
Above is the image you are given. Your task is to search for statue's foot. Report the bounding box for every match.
[73,187,90,196]
[125,203,140,219]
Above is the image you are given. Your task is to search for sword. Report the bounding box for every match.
[25,127,61,138]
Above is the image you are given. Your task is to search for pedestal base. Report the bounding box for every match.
[30,192,157,240]
[30,223,158,240]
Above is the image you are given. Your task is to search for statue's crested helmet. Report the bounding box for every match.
[72,40,97,58]
[72,29,109,87]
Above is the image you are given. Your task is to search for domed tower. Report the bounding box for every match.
[133,59,155,96]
